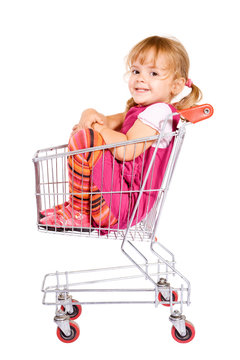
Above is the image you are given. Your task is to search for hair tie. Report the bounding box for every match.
[185,78,193,88]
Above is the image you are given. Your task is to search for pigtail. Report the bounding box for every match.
[125,97,137,113]
[174,83,202,110]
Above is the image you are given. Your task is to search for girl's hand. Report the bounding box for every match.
[71,108,105,136]
[71,123,82,136]
[92,122,107,133]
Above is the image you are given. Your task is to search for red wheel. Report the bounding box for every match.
[57,321,80,343]
[171,321,195,343]
[158,291,178,306]
[61,299,82,320]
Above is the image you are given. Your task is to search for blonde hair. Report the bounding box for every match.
[125,36,202,112]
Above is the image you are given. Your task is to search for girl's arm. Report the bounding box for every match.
[105,113,125,131]
[71,109,125,136]
[93,119,157,161]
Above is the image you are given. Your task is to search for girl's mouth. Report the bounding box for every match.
[135,88,149,92]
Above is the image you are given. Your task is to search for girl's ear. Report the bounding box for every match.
[171,77,186,96]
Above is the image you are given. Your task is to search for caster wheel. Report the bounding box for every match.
[171,321,195,343]
[158,291,178,306]
[57,321,80,343]
[61,299,82,320]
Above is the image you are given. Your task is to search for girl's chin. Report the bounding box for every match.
[132,97,150,106]
[133,97,167,106]
[132,95,158,106]
[135,100,151,106]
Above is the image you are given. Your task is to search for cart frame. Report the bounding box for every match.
[33,104,213,343]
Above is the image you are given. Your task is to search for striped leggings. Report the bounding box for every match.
[67,128,117,227]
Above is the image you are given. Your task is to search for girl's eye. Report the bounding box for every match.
[150,71,158,76]
[132,69,139,75]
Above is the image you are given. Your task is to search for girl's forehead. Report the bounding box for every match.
[132,49,170,69]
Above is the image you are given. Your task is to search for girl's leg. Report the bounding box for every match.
[67,128,104,215]
[67,128,117,226]
[90,183,118,227]
[40,129,100,219]
[40,128,117,227]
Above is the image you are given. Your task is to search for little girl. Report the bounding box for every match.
[40,36,202,230]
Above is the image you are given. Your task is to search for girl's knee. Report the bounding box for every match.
[69,128,104,151]
[69,128,87,150]
[70,128,89,140]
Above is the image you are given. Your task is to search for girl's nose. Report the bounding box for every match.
[138,73,146,82]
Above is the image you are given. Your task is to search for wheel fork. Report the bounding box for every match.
[58,292,74,314]
[169,310,187,337]
[54,309,71,337]
[157,278,171,300]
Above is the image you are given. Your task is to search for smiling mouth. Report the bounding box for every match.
[135,88,149,92]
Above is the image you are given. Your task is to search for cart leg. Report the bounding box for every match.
[169,310,186,337]
[58,292,82,320]
[157,278,170,301]
[54,310,72,337]
[169,310,195,343]
[157,278,178,306]
[58,293,74,314]
[54,309,80,343]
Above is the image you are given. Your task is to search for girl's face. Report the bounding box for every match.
[128,50,179,106]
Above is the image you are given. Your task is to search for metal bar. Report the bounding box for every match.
[44,287,187,294]
[43,270,177,290]
[45,301,157,305]
[43,261,165,277]
[33,131,178,162]
[34,161,41,222]
[151,242,191,291]
[47,288,156,293]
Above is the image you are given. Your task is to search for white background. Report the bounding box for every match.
[1,0,239,358]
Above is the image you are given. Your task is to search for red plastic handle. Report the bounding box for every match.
[178,104,214,123]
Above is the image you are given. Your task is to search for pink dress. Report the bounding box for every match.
[91,103,179,229]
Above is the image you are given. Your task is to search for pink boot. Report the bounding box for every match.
[40,213,67,228]
[40,202,69,218]
[65,212,91,228]
[40,205,91,231]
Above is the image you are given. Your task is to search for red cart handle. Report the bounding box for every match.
[178,104,214,123]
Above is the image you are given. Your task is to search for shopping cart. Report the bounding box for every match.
[33,104,213,343]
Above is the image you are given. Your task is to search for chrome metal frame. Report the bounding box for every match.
[33,115,191,339]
